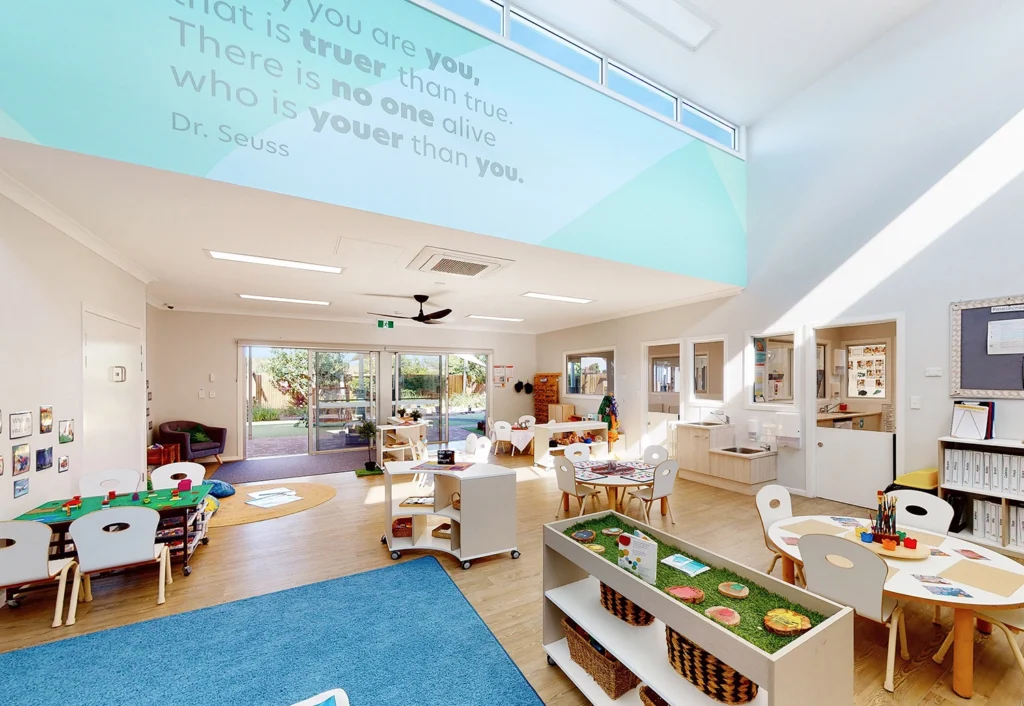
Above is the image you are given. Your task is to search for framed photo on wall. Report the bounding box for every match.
[58,456,69,473]
[36,447,53,471]
[9,411,32,439]
[12,444,30,475]
[59,420,74,444]
[39,406,53,434]
[14,478,28,499]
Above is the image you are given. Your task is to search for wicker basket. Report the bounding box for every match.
[600,582,656,626]
[666,627,758,704]
[639,685,670,706]
[392,517,412,538]
[563,618,640,699]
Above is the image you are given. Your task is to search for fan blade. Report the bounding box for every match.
[422,308,452,321]
[367,313,415,319]
[422,319,444,324]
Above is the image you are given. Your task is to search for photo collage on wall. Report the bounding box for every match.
[848,344,887,398]
[4,406,76,500]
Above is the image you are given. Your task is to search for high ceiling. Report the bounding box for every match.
[0,140,740,335]
[512,0,932,125]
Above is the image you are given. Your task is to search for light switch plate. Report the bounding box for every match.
[198,388,205,399]
[925,367,943,377]
[910,396,922,409]
[209,373,216,383]
[209,391,217,399]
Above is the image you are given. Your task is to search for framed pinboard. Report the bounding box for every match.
[951,294,1024,398]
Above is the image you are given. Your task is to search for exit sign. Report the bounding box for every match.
[377,320,394,329]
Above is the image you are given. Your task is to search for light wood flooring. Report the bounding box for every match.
[2,455,1022,705]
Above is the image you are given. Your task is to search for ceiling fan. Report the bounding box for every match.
[369,294,452,325]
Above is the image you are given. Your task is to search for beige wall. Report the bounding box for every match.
[147,308,536,459]
[0,196,147,519]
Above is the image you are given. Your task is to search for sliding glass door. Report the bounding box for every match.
[394,353,446,444]
[311,351,377,453]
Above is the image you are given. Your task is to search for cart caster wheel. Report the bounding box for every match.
[6,599,20,609]
[381,534,387,544]
[461,561,472,570]
[201,537,209,545]
[547,655,556,667]
[183,565,193,577]
[390,551,402,561]
[511,550,521,560]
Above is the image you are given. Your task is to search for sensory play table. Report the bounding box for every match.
[17,485,212,576]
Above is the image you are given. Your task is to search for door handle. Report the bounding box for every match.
[818,442,824,448]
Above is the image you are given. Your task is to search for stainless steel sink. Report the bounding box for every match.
[690,422,723,426]
[720,446,762,455]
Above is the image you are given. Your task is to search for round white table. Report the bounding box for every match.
[566,461,665,516]
[509,428,534,454]
[768,514,1024,698]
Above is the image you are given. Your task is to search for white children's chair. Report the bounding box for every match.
[0,521,76,628]
[934,608,1024,676]
[755,485,804,583]
[486,417,496,441]
[464,433,478,456]
[563,443,591,462]
[150,462,206,491]
[554,457,601,517]
[643,445,670,466]
[78,469,141,497]
[66,507,171,625]
[626,459,679,523]
[887,489,954,624]
[493,421,513,454]
[518,415,536,427]
[472,436,493,461]
[800,534,909,692]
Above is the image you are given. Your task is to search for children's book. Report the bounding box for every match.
[618,531,658,584]
[661,553,711,577]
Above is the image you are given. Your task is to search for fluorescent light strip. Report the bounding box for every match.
[610,0,715,51]
[521,292,593,304]
[209,250,343,274]
[238,294,330,306]
[467,315,525,322]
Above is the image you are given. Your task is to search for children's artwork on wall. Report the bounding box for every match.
[12,444,30,475]
[36,447,53,471]
[59,419,74,444]
[58,456,69,473]
[9,411,32,439]
[13,478,29,499]
[39,406,53,434]
[148,421,153,431]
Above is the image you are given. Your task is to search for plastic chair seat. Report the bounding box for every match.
[629,487,655,501]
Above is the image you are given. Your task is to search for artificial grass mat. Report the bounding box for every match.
[355,465,384,477]
[565,515,826,654]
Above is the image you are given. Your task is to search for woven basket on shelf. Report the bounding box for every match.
[600,582,655,626]
[666,626,758,705]
[563,618,640,699]
[392,517,412,538]
[639,685,670,706]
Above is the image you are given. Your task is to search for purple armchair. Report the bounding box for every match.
[158,421,227,463]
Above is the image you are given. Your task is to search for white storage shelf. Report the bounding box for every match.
[543,512,855,706]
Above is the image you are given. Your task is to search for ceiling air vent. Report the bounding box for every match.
[407,247,512,279]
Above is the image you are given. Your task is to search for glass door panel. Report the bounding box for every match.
[446,353,487,444]
[312,351,376,453]
[394,353,445,444]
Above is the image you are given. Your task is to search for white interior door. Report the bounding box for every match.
[83,312,145,473]
[815,427,895,508]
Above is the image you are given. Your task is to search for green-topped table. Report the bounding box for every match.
[17,485,212,576]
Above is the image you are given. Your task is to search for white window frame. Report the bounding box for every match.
[509,8,604,82]
[815,342,829,403]
[563,346,617,399]
[745,330,799,412]
[606,61,678,120]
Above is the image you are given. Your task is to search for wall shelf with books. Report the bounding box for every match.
[938,436,1024,558]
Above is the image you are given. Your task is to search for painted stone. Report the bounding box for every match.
[601,527,623,537]
[764,609,811,636]
[665,586,705,604]
[718,582,750,599]
[572,530,596,543]
[705,606,741,627]
[586,544,606,554]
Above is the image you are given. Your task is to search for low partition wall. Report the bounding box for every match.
[543,511,854,706]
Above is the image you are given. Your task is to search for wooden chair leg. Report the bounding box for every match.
[884,614,900,693]
[766,554,780,576]
[83,575,93,603]
[643,501,652,522]
[66,564,82,626]
[666,500,676,525]
[990,620,1024,675]
[796,564,806,586]
[898,608,910,660]
[577,495,587,517]
[166,547,173,585]
[554,496,564,519]
[51,562,73,628]
[215,455,223,464]
[933,605,942,625]
[933,628,955,664]
[158,549,167,605]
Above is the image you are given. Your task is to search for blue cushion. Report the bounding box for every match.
[206,478,235,498]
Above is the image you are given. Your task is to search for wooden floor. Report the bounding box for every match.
[2,455,1022,705]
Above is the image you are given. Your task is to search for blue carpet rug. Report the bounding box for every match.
[0,558,543,706]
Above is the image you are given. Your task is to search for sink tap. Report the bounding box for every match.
[710,410,730,424]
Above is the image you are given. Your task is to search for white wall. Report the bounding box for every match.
[537,0,1024,493]
[147,308,537,459]
[0,196,147,519]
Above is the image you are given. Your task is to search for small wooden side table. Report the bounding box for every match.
[147,444,180,467]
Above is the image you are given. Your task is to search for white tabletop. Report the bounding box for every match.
[510,428,534,452]
[768,515,1024,610]
[572,460,655,488]
[384,460,514,480]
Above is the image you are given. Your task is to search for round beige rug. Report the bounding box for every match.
[208,483,337,528]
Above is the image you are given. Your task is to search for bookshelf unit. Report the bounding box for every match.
[937,436,1024,558]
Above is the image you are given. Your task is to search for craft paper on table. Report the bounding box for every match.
[830,517,866,528]
[912,574,951,585]
[574,470,604,482]
[622,471,655,483]
[661,554,711,577]
[780,536,800,546]
[779,519,845,537]
[940,560,1024,598]
[247,487,296,499]
[954,548,990,561]
[245,494,303,509]
[618,532,657,585]
[925,585,973,599]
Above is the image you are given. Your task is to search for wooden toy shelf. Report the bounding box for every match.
[383,461,519,570]
[543,512,855,706]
